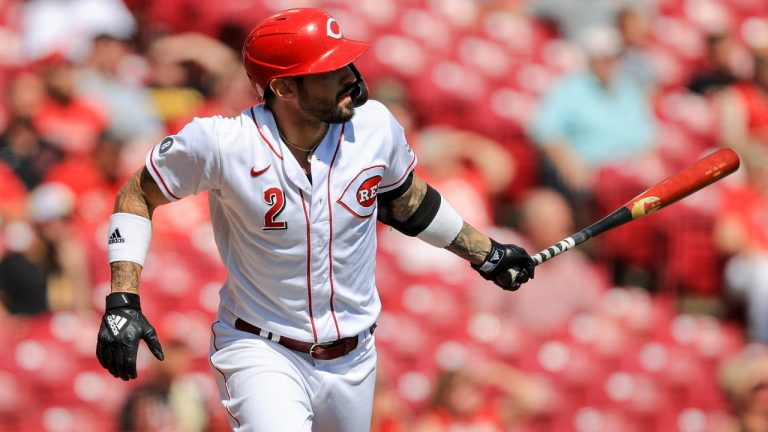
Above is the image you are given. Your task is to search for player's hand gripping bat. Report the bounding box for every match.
[509,148,740,281]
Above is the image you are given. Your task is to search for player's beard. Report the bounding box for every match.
[297,84,356,124]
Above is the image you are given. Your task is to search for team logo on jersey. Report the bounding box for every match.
[327,18,342,39]
[338,166,384,218]
[159,137,174,155]
[357,176,381,207]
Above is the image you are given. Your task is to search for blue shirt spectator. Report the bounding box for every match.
[530,70,655,167]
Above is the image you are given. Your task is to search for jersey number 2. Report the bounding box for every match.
[263,187,287,230]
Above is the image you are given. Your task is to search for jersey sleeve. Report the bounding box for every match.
[145,117,221,201]
[379,109,417,193]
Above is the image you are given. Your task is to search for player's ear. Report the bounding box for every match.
[270,78,298,101]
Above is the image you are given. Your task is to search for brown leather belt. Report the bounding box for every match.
[234,318,376,360]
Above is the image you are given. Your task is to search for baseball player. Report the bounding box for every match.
[96,8,535,432]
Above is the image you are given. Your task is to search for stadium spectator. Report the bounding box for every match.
[716,47,768,153]
[529,0,652,40]
[616,5,657,94]
[528,26,657,220]
[411,361,549,431]
[687,33,742,96]
[0,116,63,189]
[473,188,608,336]
[32,57,106,156]
[715,144,768,342]
[719,344,768,432]
[19,0,136,62]
[43,131,129,230]
[414,125,515,230]
[76,34,164,142]
[118,338,208,432]
[146,32,239,134]
[187,64,258,121]
[0,183,89,315]
[3,70,46,123]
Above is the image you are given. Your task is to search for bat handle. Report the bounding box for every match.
[505,233,587,284]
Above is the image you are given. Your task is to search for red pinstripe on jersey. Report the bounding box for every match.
[300,190,319,343]
[327,124,345,339]
[249,106,283,160]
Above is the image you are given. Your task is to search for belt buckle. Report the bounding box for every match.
[309,341,335,359]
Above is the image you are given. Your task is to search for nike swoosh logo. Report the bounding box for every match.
[250,165,271,177]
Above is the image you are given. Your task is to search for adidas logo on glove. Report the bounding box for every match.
[107,314,127,336]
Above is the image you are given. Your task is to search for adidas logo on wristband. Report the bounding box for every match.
[108,228,126,245]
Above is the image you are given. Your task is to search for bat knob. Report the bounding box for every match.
[500,267,533,291]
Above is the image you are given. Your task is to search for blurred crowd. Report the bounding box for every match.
[1,0,768,431]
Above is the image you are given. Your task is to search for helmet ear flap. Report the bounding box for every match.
[348,63,368,108]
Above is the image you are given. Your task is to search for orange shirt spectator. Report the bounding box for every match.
[32,60,106,156]
[33,96,105,156]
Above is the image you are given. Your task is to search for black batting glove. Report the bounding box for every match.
[96,292,164,381]
[472,239,536,291]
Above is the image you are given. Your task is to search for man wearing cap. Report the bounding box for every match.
[95,8,536,431]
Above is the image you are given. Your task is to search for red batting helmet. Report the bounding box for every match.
[242,8,370,99]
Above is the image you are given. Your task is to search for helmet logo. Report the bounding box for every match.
[327,18,342,39]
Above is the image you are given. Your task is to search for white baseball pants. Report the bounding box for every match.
[209,319,378,431]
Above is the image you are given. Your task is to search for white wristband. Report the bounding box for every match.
[108,213,152,266]
[417,196,464,248]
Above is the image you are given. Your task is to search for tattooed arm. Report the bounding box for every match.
[379,173,533,290]
[378,174,491,264]
[445,223,493,265]
[110,167,170,294]
[98,166,168,381]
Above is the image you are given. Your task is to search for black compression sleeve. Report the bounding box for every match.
[379,184,441,236]
[377,171,413,203]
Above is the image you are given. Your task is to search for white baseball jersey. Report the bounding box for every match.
[146,100,416,343]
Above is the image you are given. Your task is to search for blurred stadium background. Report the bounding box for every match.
[1,0,768,431]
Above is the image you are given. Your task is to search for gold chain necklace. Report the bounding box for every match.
[279,123,329,163]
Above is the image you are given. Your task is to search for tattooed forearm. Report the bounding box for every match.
[380,175,491,264]
[109,168,162,295]
[446,222,491,265]
[110,261,142,293]
[114,169,152,218]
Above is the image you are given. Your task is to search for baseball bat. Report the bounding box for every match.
[512,148,740,278]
